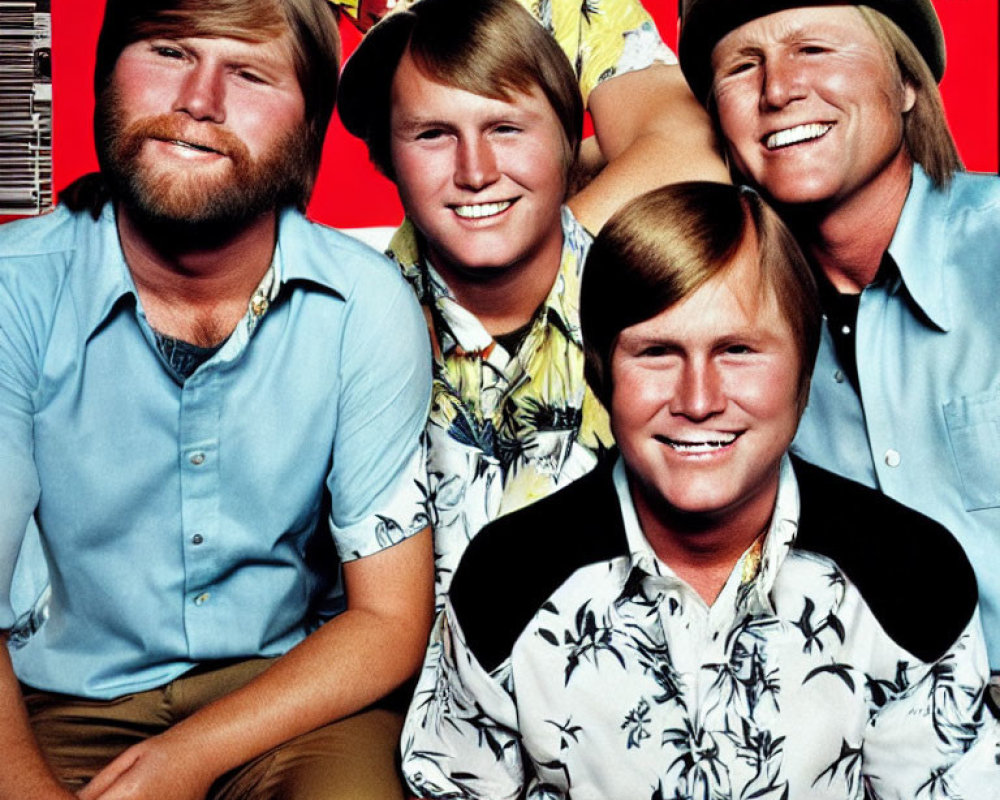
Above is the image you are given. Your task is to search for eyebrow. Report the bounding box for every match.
[166,36,293,75]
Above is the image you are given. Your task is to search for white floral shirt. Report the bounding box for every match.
[402,456,1000,799]
[388,208,613,605]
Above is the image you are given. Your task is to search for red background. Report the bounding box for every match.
[44,0,1000,229]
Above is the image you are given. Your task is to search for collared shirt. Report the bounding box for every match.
[0,203,432,698]
[330,0,675,102]
[387,208,613,603]
[400,455,1000,799]
[792,165,1000,671]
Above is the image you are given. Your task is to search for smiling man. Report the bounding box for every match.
[677,0,1000,702]
[399,182,1000,800]
[339,0,614,604]
[0,1,433,799]
[332,0,728,232]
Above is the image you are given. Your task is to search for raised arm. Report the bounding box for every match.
[568,63,729,232]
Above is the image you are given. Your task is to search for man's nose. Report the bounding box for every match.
[761,55,807,110]
[174,62,226,123]
[671,360,726,421]
[454,136,500,191]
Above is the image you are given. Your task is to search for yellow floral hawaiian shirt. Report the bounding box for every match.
[387,208,613,604]
[526,0,677,103]
[331,0,676,103]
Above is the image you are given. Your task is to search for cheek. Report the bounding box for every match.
[713,88,759,164]
[610,367,670,430]
[392,149,442,208]
[506,138,566,192]
[726,364,800,420]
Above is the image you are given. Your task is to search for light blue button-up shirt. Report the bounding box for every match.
[0,203,431,698]
[792,165,1000,670]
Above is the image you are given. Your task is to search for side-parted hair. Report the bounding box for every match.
[337,0,583,182]
[581,182,821,410]
[855,6,962,186]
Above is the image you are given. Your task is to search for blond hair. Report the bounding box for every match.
[581,182,820,411]
[856,6,962,186]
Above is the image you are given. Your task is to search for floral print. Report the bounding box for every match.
[401,457,1000,799]
[388,209,613,604]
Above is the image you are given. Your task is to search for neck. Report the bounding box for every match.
[630,473,778,606]
[428,232,564,337]
[780,152,913,293]
[117,204,278,346]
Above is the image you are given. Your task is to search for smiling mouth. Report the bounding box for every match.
[656,432,742,453]
[764,123,833,151]
[451,200,514,219]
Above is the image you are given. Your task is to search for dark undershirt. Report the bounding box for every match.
[493,316,536,357]
[814,253,898,396]
[154,330,225,381]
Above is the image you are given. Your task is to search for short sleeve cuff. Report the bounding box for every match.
[618,24,677,72]
[583,22,677,101]
[330,444,429,562]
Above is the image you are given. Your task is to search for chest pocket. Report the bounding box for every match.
[944,387,1000,510]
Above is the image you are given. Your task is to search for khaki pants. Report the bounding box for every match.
[22,659,406,800]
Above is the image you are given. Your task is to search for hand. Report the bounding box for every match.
[77,734,216,800]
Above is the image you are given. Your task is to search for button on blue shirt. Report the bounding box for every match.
[0,203,431,698]
[792,166,1000,669]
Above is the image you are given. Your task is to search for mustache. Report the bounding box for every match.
[116,115,250,163]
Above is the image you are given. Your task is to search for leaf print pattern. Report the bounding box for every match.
[386,0,673,607]
[622,699,652,749]
[791,597,846,654]
[400,459,1000,799]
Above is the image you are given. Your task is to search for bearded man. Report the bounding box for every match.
[0,1,433,798]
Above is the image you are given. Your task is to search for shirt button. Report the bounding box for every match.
[194,592,211,606]
[833,370,845,383]
[190,452,206,466]
[884,449,901,467]
[192,534,204,545]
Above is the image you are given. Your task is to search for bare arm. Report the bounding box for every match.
[0,635,76,800]
[80,528,434,800]
[568,64,730,232]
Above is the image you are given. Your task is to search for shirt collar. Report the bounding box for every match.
[271,206,353,295]
[81,205,347,339]
[610,454,800,616]
[886,164,952,332]
[78,203,140,339]
[386,206,591,355]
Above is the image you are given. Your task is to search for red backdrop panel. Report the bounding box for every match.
[48,0,999,228]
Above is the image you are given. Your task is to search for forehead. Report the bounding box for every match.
[623,240,792,343]
[390,49,553,120]
[713,5,882,61]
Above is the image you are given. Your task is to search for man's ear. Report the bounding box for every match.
[902,81,917,114]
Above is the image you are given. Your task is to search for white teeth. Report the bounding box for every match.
[663,433,738,453]
[765,123,832,150]
[452,201,512,219]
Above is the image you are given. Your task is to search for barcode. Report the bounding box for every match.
[0,0,51,214]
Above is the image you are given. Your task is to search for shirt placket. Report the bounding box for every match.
[178,362,223,656]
